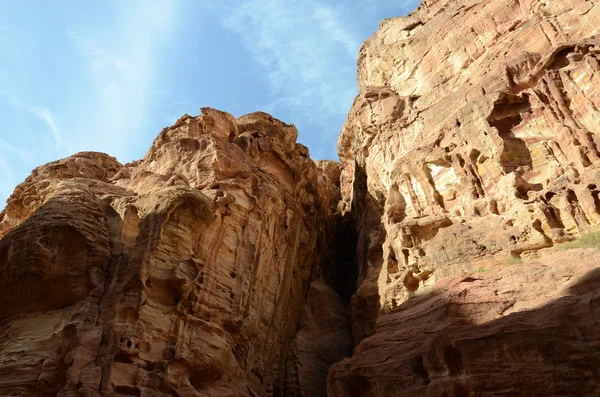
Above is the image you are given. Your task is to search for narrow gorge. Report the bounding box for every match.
[2,0,600,396]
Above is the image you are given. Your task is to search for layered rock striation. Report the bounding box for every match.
[0,109,350,396]
[2,0,600,396]
[330,0,600,395]
[337,0,600,339]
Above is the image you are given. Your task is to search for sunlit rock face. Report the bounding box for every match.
[3,1,600,396]
[337,0,600,339]
[330,0,600,395]
[0,109,349,397]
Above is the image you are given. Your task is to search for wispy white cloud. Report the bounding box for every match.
[0,94,49,207]
[3,93,63,149]
[0,138,34,163]
[67,29,131,71]
[66,0,179,160]
[0,137,33,207]
[222,0,361,123]
[218,0,422,159]
[312,5,359,57]
[0,0,181,207]
[23,106,61,148]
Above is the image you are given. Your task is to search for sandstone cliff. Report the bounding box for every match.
[2,0,600,396]
[330,0,600,395]
[0,109,350,396]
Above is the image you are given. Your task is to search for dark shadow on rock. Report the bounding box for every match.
[328,263,600,397]
[346,162,386,346]
[0,194,121,396]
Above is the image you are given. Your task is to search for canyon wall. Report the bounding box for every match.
[330,0,600,395]
[2,0,600,396]
[328,250,600,396]
[337,0,600,340]
[0,109,350,396]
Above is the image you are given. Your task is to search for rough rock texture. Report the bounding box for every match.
[328,249,600,396]
[330,0,600,395]
[337,0,600,341]
[0,109,349,397]
[284,281,351,397]
[3,1,600,396]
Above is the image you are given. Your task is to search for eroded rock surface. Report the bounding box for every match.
[0,109,348,397]
[328,249,600,396]
[338,0,600,339]
[2,1,600,396]
[331,0,600,395]
[284,281,351,397]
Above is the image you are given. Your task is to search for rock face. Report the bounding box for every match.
[337,0,600,339]
[2,1,600,396]
[328,249,600,397]
[0,109,350,396]
[330,0,600,395]
[284,281,351,397]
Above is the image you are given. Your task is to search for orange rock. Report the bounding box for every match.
[328,250,600,396]
[338,0,600,340]
[332,0,600,395]
[3,0,600,396]
[0,109,346,396]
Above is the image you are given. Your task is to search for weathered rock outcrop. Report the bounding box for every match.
[337,0,600,337]
[2,1,600,396]
[330,0,600,395]
[0,109,350,396]
[329,249,600,396]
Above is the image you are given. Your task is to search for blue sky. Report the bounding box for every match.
[0,0,419,207]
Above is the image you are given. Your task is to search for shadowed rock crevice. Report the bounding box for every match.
[487,93,534,173]
[332,214,359,303]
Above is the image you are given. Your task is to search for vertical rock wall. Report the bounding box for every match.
[0,109,350,397]
[337,0,600,336]
[329,0,600,395]
[2,1,600,396]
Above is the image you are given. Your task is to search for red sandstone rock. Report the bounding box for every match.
[3,1,600,396]
[328,249,600,396]
[284,281,351,397]
[330,0,600,395]
[338,0,600,338]
[0,109,347,397]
